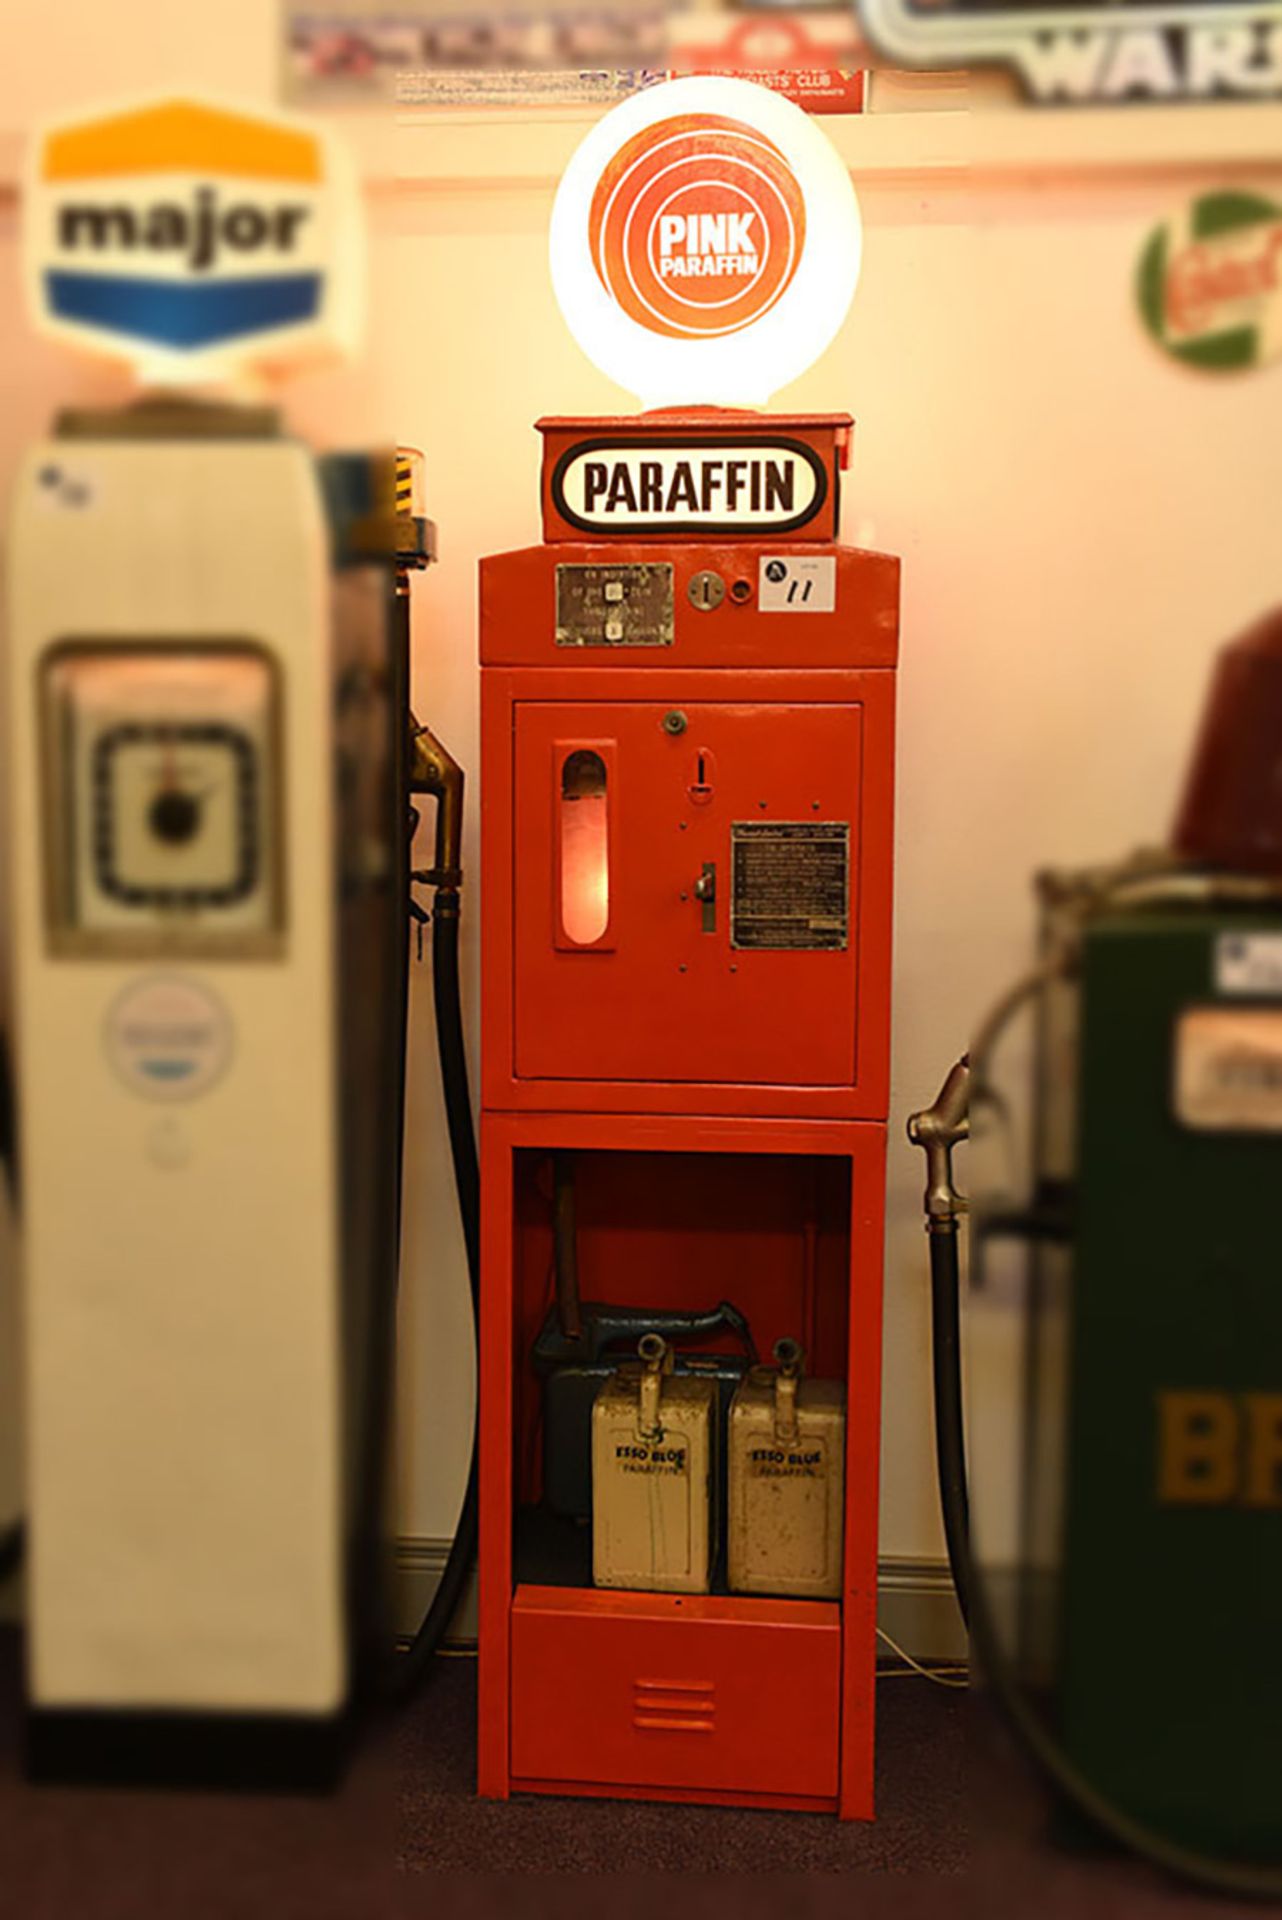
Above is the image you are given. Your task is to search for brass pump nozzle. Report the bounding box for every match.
[907,1057,970,1231]
[409,719,464,893]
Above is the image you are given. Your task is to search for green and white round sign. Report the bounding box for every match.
[1137,190,1282,374]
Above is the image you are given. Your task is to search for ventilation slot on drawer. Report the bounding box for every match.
[632,1677,716,1734]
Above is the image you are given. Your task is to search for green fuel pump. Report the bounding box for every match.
[911,607,1282,1898]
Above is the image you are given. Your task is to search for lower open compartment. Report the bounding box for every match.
[510,1584,842,1806]
[511,1145,852,1584]
[479,1116,886,1816]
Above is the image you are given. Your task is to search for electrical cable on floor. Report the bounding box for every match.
[876,1626,968,1688]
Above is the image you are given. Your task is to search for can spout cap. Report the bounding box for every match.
[773,1338,804,1443]
[638,1333,668,1370]
[773,1337,804,1378]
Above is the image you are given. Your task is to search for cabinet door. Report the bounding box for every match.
[511,1588,842,1801]
[512,700,863,1089]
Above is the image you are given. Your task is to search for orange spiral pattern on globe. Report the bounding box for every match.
[589,114,806,341]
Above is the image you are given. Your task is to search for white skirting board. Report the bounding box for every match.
[394,1541,968,1665]
[0,1549,967,1664]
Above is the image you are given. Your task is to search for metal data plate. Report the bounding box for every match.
[555,562,674,648]
[1174,1007,1282,1132]
[731,821,850,952]
[1216,932,1282,997]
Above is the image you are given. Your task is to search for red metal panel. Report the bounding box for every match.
[481,667,895,1120]
[839,1120,887,1823]
[477,1116,516,1801]
[477,1112,886,1818]
[510,1586,841,1799]
[510,1778,837,1815]
[480,543,899,671]
[513,698,862,1089]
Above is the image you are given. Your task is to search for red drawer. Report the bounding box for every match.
[510,1586,841,1800]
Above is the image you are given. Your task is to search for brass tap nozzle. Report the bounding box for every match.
[409,718,464,892]
[907,1058,970,1231]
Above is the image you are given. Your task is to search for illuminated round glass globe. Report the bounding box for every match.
[550,75,862,409]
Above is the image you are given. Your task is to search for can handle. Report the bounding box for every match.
[637,1332,668,1442]
[773,1337,804,1445]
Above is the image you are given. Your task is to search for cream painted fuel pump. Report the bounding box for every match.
[3,96,474,1787]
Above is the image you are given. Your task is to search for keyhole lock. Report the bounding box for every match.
[694,861,717,933]
[688,570,726,612]
[662,709,688,736]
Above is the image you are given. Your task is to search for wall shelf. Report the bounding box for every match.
[3,101,1278,200]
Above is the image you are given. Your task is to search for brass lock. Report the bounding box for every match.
[688,570,726,612]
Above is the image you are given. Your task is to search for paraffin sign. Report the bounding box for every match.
[550,76,862,408]
[551,436,830,535]
[857,0,1282,105]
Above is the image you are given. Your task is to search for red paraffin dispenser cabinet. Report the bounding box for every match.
[477,406,899,1817]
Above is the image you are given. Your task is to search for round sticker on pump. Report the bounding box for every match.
[550,76,862,408]
[105,975,233,1102]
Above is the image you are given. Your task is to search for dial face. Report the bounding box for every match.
[42,644,281,954]
[92,721,259,908]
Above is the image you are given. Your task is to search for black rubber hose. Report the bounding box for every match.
[928,1221,969,1629]
[0,1026,15,1204]
[0,1033,21,1581]
[429,894,480,1283]
[929,1216,1282,1899]
[394,891,479,1697]
[0,1523,23,1584]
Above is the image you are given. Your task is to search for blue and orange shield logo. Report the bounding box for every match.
[26,97,361,378]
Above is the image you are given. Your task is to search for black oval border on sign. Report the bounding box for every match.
[549,434,831,538]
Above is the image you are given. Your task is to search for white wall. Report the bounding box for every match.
[372,135,1282,1563]
[0,3,1280,1590]
[928,166,1282,1561]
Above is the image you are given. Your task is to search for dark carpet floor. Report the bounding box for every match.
[395,1661,964,1876]
[0,1630,1264,1912]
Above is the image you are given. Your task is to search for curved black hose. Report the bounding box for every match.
[928,1222,968,1629]
[929,1223,1282,1901]
[0,1523,24,1584]
[0,1026,16,1205]
[0,1032,22,1580]
[429,895,480,1282]
[394,892,479,1697]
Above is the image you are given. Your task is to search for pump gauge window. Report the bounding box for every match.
[43,644,283,955]
[92,720,260,908]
